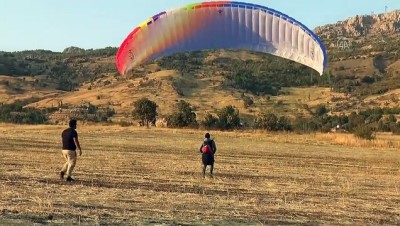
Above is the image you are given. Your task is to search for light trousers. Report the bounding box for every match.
[61,150,77,177]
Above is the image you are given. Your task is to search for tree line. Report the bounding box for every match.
[0,102,49,124]
[2,98,400,140]
[131,98,400,140]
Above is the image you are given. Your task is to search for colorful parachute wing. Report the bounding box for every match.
[116,1,327,75]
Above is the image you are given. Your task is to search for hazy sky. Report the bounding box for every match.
[1,0,398,52]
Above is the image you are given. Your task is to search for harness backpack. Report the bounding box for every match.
[202,144,213,154]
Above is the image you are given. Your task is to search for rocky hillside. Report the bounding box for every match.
[315,10,400,64]
[315,10,400,38]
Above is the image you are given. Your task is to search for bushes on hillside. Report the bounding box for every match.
[292,117,322,133]
[200,105,242,130]
[0,102,48,124]
[230,68,279,96]
[253,113,291,131]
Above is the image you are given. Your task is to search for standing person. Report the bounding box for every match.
[199,133,217,178]
[60,119,82,182]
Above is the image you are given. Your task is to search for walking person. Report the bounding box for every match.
[60,119,82,182]
[199,133,217,178]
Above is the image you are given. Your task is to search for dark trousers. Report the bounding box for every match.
[202,164,214,177]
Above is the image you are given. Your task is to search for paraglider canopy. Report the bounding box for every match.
[116,1,327,76]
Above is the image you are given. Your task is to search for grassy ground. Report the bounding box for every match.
[1,124,400,225]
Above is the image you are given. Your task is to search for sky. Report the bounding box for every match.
[0,0,399,52]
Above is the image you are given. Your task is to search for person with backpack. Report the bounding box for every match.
[60,119,82,182]
[199,133,217,178]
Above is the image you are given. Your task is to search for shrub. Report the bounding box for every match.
[275,100,283,106]
[277,116,292,131]
[0,80,10,86]
[348,112,365,131]
[292,117,322,133]
[361,76,375,84]
[119,120,133,127]
[254,113,292,131]
[354,125,375,140]
[254,113,278,131]
[315,104,329,116]
[201,113,218,129]
[391,123,400,135]
[242,96,254,108]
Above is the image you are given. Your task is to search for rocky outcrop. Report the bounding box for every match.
[63,46,85,54]
[315,10,400,39]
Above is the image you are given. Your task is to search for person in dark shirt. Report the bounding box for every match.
[60,119,82,182]
[199,133,217,178]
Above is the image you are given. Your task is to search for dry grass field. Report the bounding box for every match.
[1,124,400,225]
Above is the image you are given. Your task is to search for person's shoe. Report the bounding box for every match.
[66,176,75,182]
[210,174,214,178]
[60,171,65,179]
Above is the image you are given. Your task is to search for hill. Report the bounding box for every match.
[0,49,330,122]
[315,10,400,96]
[1,10,400,125]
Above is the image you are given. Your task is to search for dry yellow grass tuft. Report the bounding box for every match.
[1,124,400,225]
[316,132,400,149]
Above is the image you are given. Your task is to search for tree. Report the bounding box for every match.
[217,105,241,130]
[167,100,198,128]
[132,98,158,127]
